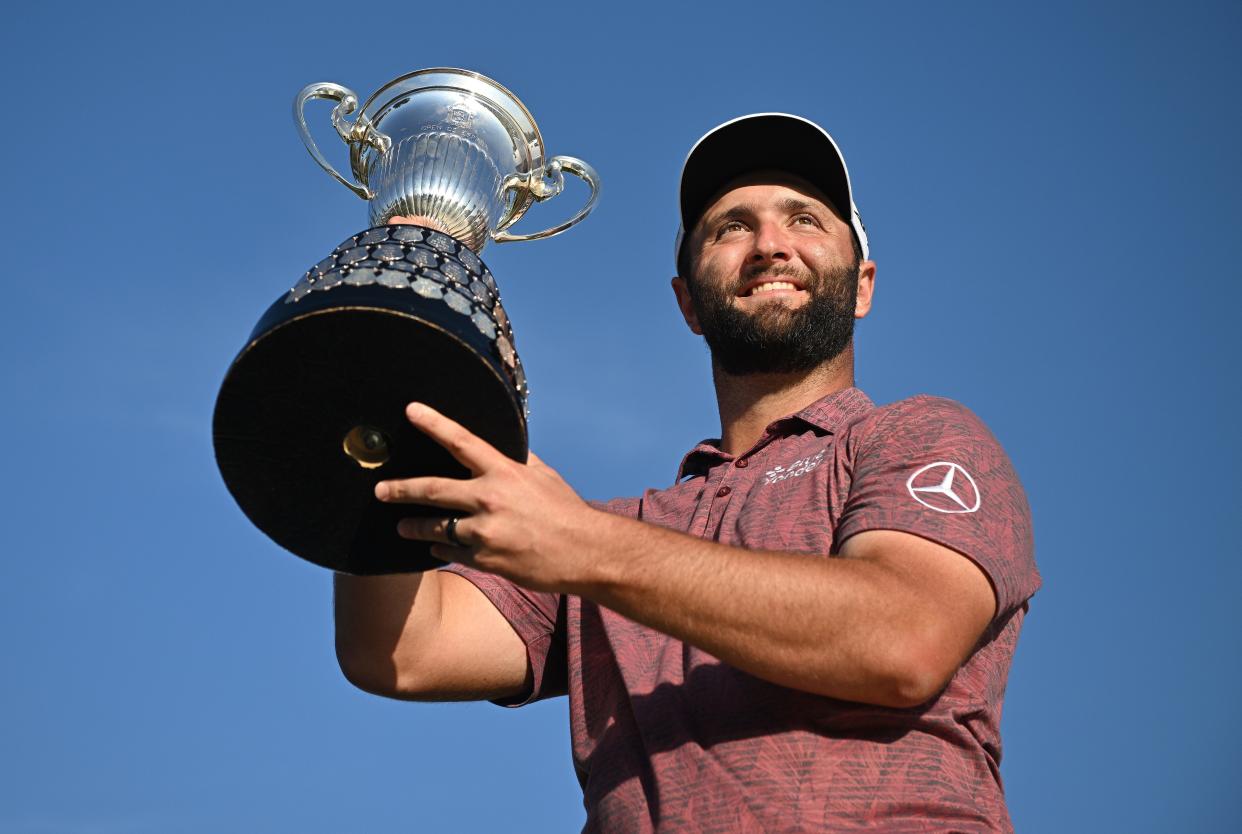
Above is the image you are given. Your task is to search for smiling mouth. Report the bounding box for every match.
[739,279,805,298]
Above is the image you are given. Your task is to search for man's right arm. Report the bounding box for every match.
[333,570,531,701]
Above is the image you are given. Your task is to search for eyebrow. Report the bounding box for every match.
[775,197,820,215]
[703,197,826,228]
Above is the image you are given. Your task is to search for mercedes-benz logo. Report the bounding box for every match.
[906,462,981,514]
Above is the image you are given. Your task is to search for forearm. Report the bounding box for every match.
[371,404,991,707]
[568,511,948,707]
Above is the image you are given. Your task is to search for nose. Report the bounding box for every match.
[748,220,791,266]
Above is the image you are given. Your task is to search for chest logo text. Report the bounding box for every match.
[763,449,827,485]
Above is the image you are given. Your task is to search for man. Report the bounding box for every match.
[334,113,1040,832]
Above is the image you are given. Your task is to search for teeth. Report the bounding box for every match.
[747,281,799,297]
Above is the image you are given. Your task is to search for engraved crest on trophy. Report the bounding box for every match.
[213,68,600,574]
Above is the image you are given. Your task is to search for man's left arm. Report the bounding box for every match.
[559,516,995,708]
[378,403,1002,709]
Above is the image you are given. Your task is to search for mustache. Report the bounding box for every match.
[741,263,808,281]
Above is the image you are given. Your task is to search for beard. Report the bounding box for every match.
[687,260,860,376]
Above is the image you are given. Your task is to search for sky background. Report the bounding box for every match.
[2,1,1239,831]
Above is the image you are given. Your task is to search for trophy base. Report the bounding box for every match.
[213,226,526,574]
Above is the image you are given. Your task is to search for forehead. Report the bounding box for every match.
[696,170,844,227]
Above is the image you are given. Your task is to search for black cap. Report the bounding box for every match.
[675,113,869,270]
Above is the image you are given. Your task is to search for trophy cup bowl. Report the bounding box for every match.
[213,68,599,574]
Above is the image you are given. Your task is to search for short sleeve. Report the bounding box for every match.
[436,497,639,707]
[835,396,1040,620]
[439,564,566,707]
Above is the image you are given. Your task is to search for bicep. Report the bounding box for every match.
[838,529,996,684]
[405,571,531,701]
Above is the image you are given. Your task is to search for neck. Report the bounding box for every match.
[711,345,855,455]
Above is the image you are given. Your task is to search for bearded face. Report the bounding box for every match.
[686,258,860,376]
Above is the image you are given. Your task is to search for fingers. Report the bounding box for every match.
[404,402,504,475]
[375,475,479,510]
[386,215,450,234]
[399,517,482,569]
[397,514,473,546]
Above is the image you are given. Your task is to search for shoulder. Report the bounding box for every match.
[835,394,1040,613]
[842,394,1002,456]
[839,394,1024,512]
[849,394,990,432]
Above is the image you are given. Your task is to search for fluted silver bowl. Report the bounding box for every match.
[296,68,599,254]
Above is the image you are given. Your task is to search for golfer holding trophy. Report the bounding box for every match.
[213,68,600,574]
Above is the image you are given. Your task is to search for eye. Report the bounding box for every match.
[716,220,748,239]
[792,214,820,227]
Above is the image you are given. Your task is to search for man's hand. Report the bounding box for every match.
[375,402,598,593]
[376,402,996,707]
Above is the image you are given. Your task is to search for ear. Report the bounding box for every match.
[854,260,876,319]
[671,276,703,335]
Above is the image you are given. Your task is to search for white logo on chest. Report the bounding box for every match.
[762,449,827,485]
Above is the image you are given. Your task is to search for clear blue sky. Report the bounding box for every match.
[2,1,1239,831]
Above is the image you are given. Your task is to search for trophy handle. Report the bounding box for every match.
[294,82,388,201]
[492,156,601,243]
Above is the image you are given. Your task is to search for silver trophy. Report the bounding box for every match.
[295,68,598,252]
[213,68,600,574]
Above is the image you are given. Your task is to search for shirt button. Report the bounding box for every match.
[735,458,748,468]
[716,486,732,498]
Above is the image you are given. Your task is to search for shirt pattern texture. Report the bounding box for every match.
[444,388,1039,833]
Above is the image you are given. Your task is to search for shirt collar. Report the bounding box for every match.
[675,387,875,482]
[784,385,874,433]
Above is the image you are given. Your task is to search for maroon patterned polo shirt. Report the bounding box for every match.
[445,387,1039,833]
